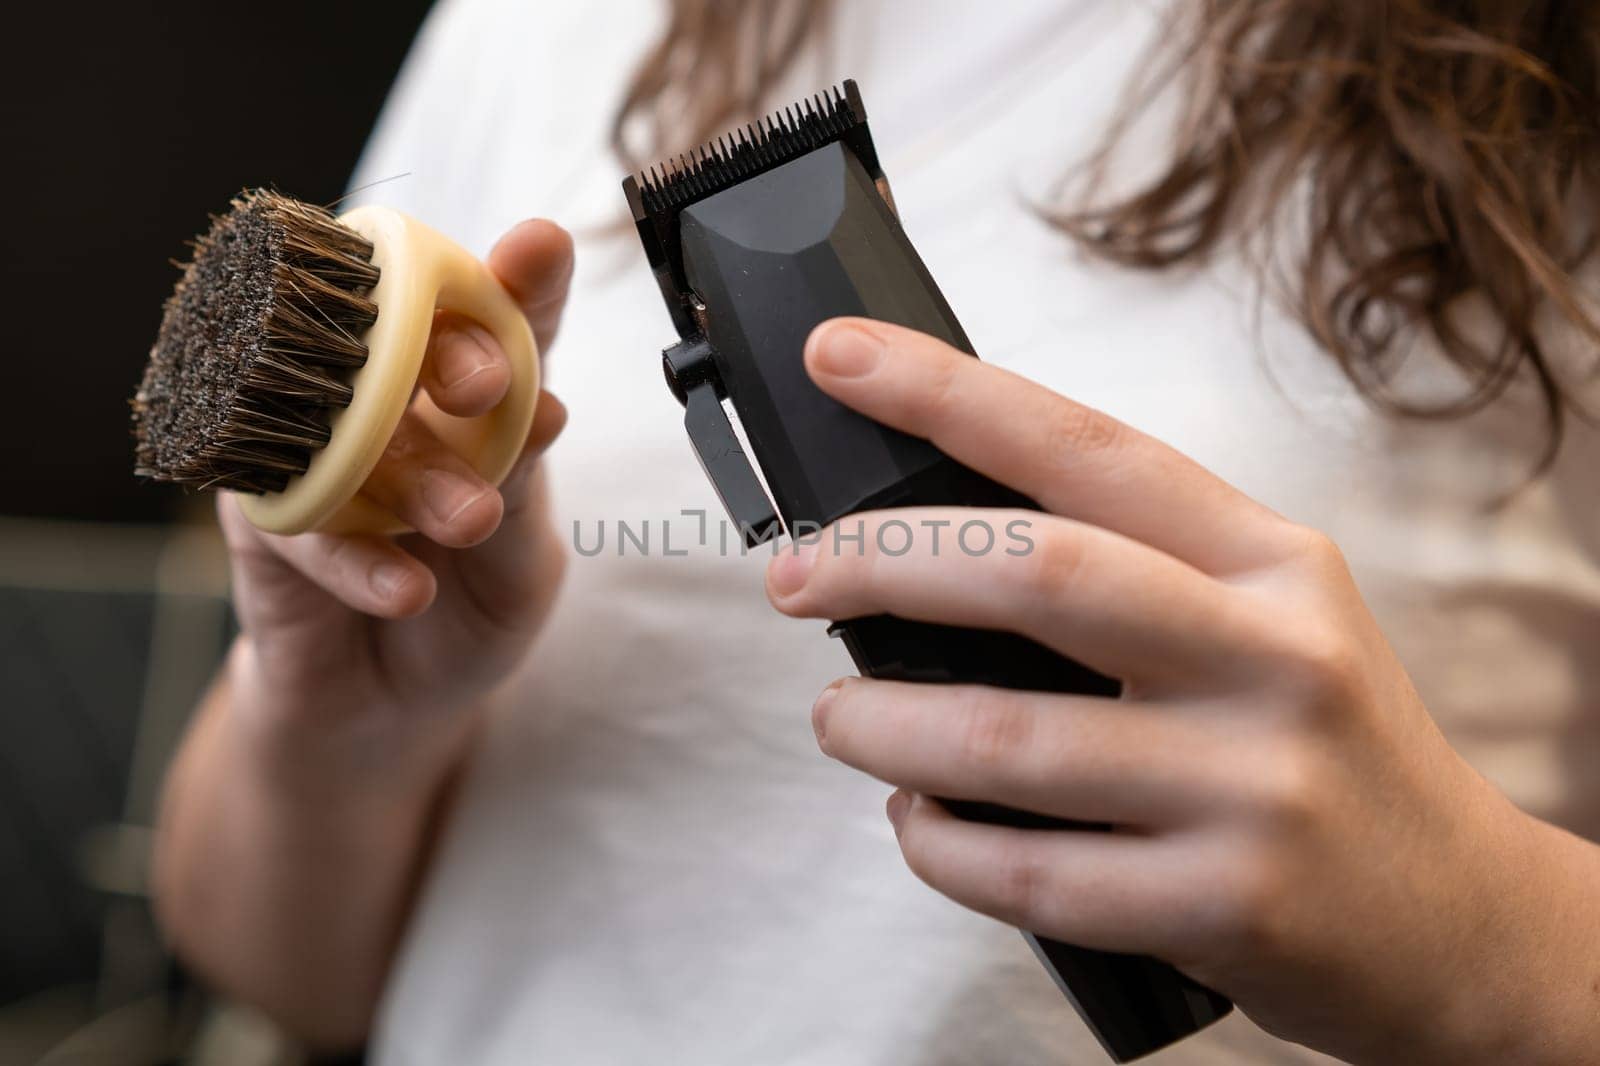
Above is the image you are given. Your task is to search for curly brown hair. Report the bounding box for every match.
[613,0,1600,472]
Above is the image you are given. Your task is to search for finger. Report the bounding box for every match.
[813,680,1221,826]
[402,391,569,651]
[420,311,511,417]
[804,319,1292,575]
[888,791,1189,956]
[768,508,1254,688]
[518,388,569,460]
[221,495,437,619]
[464,389,566,543]
[487,219,575,354]
[360,412,505,549]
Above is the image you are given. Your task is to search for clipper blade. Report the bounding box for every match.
[623,79,885,336]
[625,80,880,224]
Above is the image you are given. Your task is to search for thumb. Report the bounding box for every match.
[486,219,575,354]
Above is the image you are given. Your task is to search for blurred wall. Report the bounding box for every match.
[0,0,437,524]
[0,4,436,1058]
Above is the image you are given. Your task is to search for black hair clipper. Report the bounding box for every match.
[622,80,1232,1062]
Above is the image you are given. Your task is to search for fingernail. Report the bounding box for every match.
[435,323,497,389]
[371,561,410,600]
[810,323,884,378]
[812,679,844,745]
[886,790,911,833]
[768,538,819,597]
[421,468,489,525]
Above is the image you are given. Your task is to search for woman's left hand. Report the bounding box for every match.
[766,319,1600,1066]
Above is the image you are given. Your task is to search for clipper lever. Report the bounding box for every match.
[664,335,781,547]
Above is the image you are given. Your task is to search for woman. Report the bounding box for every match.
[153,1,1600,1063]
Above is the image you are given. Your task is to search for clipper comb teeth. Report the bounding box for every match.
[132,189,380,494]
[628,82,869,216]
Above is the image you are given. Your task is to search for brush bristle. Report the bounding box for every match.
[132,189,380,494]
[632,83,861,216]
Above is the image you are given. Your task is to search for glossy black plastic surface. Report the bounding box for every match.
[677,142,958,527]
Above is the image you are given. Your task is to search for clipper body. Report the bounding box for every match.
[624,81,1231,1062]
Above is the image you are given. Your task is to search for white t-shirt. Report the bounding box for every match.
[350,2,1600,1063]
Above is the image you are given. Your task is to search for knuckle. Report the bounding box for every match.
[1043,400,1124,466]
[994,847,1050,925]
[1263,522,1349,577]
[1199,851,1292,957]
[386,414,424,454]
[1297,528,1349,575]
[378,418,431,469]
[1249,742,1327,832]
[916,352,964,424]
[323,536,369,587]
[957,696,1034,775]
[1249,527,1368,716]
[1018,523,1088,602]
[851,516,894,586]
[1280,622,1364,710]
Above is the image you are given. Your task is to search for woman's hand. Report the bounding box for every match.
[766,319,1600,1065]
[154,220,574,1048]
[218,219,574,772]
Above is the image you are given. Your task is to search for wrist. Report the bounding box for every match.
[225,636,486,810]
[1419,800,1600,1066]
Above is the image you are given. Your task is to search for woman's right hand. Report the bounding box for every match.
[215,218,574,766]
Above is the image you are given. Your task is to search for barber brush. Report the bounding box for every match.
[622,82,1232,1061]
[132,189,539,534]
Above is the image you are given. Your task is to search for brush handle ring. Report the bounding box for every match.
[239,206,540,536]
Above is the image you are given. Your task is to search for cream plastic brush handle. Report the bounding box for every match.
[238,206,540,536]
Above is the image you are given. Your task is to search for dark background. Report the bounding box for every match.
[0,2,434,1060]
[2,1,435,524]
